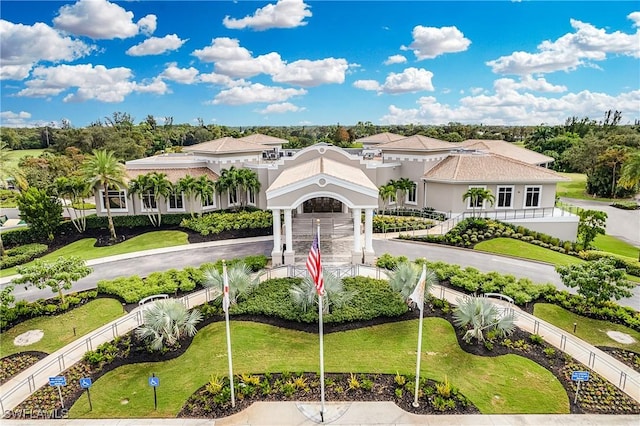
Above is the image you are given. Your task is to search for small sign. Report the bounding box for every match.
[571,371,590,381]
[49,376,66,386]
[148,376,159,387]
[79,378,92,389]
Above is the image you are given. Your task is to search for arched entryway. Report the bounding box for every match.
[303,197,343,213]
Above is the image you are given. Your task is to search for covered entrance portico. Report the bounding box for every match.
[266,156,378,266]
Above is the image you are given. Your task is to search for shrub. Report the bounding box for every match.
[0,243,48,268]
[180,210,272,236]
[375,253,408,270]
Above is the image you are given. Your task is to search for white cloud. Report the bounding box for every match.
[223,0,312,31]
[272,58,348,87]
[17,64,141,102]
[401,25,471,60]
[0,20,94,80]
[212,83,306,105]
[135,77,169,95]
[487,14,640,75]
[380,87,640,125]
[159,63,199,84]
[384,54,407,65]
[353,80,381,91]
[257,102,304,114]
[126,34,186,56]
[0,110,32,127]
[354,68,434,94]
[53,0,156,39]
[199,72,248,88]
[494,76,567,93]
[470,87,485,96]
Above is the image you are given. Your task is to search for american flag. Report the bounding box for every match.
[222,264,230,313]
[306,234,324,296]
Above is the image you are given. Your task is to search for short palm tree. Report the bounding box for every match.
[55,176,92,232]
[452,296,515,344]
[82,149,126,241]
[194,175,217,210]
[618,151,640,190]
[128,172,172,226]
[237,168,261,207]
[218,166,240,208]
[378,184,396,213]
[201,262,259,308]
[289,271,356,314]
[136,299,203,351]
[175,175,198,217]
[462,187,495,217]
[386,261,437,305]
[393,178,414,209]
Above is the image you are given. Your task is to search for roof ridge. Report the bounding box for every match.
[452,155,463,179]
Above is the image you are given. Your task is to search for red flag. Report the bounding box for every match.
[222,264,230,313]
[306,234,324,295]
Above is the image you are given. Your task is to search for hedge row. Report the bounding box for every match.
[180,210,272,236]
[0,243,48,269]
[373,215,433,233]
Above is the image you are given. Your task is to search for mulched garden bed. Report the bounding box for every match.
[598,347,640,373]
[0,351,48,385]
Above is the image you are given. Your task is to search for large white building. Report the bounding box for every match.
[97,133,577,265]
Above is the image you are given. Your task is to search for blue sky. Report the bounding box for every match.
[1,0,639,128]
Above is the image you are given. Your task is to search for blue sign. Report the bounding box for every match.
[571,371,590,381]
[48,376,66,386]
[148,376,160,387]
[79,378,92,389]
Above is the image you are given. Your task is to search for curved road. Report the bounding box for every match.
[4,237,639,309]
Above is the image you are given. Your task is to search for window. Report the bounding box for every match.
[466,185,486,209]
[406,182,417,205]
[202,193,216,209]
[247,188,256,206]
[100,190,128,212]
[496,186,513,208]
[524,186,541,208]
[228,188,238,206]
[140,192,157,212]
[168,191,184,211]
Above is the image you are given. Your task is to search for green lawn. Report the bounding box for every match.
[557,172,635,203]
[0,298,123,358]
[1,231,189,277]
[533,303,640,353]
[69,319,568,418]
[593,234,640,260]
[474,238,583,266]
[5,149,46,169]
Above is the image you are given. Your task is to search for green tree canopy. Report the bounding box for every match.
[16,187,63,241]
[555,258,633,304]
[577,209,607,249]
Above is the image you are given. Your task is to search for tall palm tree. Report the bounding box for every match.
[82,149,125,241]
[217,166,240,209]
[176,175,198,217]
[378,184,396,214]
[146,172,172,226]
[55,176,92,232]
[194,175,217,211]
[128,172,172,226]
[237,168,261,207]
[452,296,515,344]
[201,262,259,308]
[289,271,356,314]
[393,178,414,210]
[386,261,437,304]
[136,299,203,351]
[618,150,640,191]
[462,187,495,217]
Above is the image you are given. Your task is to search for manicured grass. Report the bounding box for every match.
[1,231,189,277]
[557,172,634,203]
[0,298,123,358]
[5,149,46,169]
[533,303,640,353]
[474,238,583,266]
[69,319,568,418]
[593,234,640,260]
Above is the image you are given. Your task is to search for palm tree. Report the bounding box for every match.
[55,176,92,232]
[176,175,198,217]
[618,151,640,191]
[462,187,495,217]
[146,172,172,226]
[386,261,438,304]
[82,149,125,241]
[393,178,414,210]
[237,168,261,207]
[136,299,203,351]
[128,172,172,226]
[289,271,356,314]
[194,175,217,211]
[201,262,259,308]
[217,166,240,209]
[452,296,515,344]
[378,184,396,214]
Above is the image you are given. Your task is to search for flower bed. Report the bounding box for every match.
[0,352,47,385]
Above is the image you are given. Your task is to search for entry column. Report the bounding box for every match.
[352,208,362,264]
[283,208,295,265]
[363,208,375,264]
[271,209,282,266]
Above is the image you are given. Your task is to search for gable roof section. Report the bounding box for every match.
[183,137,269,154]
[377,134,457,152]
[238,133,288,146]
[126,167,218,184]
[355,132,406,145]
[460,139,554,165]
[267,157,378,194]
[423,153,568,183]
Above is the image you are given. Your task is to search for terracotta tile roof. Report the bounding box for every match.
[268,157,378,192]
[238,133,288,146]
[422,153,569,183]
[355,132,406,144]
[183,137,269,154]
[377,134,457,151]
[125,167,218,184]
[460,139,554,165]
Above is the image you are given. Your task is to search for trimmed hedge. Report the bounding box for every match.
[180,210,272,236]
[373,215,434,233]
[578,250,640,277]
[0,243,48,269]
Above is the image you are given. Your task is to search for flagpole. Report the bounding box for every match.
[223,260,235,408]
[317,219,326,422]
[412,262,426,408]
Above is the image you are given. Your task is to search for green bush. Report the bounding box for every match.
[372,215,433,233]
[375,253,408,270]
[0,243,48,268]
[180,210,272,236]
[578,251,640,277]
